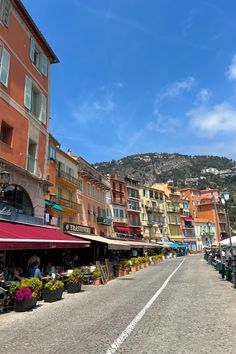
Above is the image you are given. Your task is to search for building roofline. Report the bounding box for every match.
[14,0,59,63]
[49,134,61,147]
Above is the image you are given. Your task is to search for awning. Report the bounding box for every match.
[45,200,64,212]
[128,240,154,249]
[0,221,90,250]
[116,227,130,232]
[184,217,193,222]
[69,233,131,250]
[157,242,188,249]
[220,236,236,246]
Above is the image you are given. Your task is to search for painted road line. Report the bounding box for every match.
[105,258,185,354]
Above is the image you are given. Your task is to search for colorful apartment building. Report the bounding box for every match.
[139,185,166,242]
[76,156,112,237]
[0,0,58,224]
[180,196,196,250]
[125,177,142,237]
[108,174,128,237]
[194,218,215,250]
[153,184,183,242]
[180,188,201,219]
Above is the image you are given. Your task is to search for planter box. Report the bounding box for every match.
[43,288,64,303]
[67,281,82,293]
[93,278,101,286]
[14,297,37,312]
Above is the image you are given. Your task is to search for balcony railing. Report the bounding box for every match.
[57,170,82,188]
[97,216,112,226]
[127,206,140,212]
[112,200,126,207]
[146,206,164,213]
[167,207,179,213]
[113,217,127,223]
[56,197,80,210]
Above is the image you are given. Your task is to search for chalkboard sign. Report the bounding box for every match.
[96,261,108,284]
[105,259,115,280]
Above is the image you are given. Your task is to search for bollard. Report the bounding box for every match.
[225,267,232,281]
[218,263,222,274]
[221,264,226,279]
[233,270,236,289]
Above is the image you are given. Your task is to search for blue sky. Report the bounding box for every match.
[23,0,236,163]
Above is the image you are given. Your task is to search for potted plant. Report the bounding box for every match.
[131,257,139,271]
[14,278,42,312]
[92,268,101,285]
[114,264,121,277]
[67,268,84,293]
[43,280,64,302]
[139,257,145,269]
[144,256,149,267]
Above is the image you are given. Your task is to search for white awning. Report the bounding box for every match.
[220,236,236,246]
[68,233,131,250]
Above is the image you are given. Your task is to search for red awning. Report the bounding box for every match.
[116,227,130,232]
[184,217,193,222]
[0,221,91,250]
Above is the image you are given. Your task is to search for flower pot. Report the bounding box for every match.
[140,264,145,269]
[67,281,82,293]
[93,278,101,286]
[43,288,64,302]
[131,266,136,272]
[14,297,37,312]
[120,270,126,276]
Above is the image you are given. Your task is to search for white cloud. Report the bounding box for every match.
[189,102,236,137]
[227,54,236,80]
[159,76,196,100]
[147,110,179,133]
[71,92,115,123]
[115,82,123,88]
[196,88,211,104]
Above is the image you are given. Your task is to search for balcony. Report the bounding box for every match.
[57,170,82,188]
[56,197,80,211]
[127,206,140,212]
[146,206,164,213]
[128,191,140,199]
[167,207,179,213]
[112,200,126,207]
[97,216,112,226]
[113,217,127,223]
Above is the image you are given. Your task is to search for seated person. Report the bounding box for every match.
[45,263,56,276]
[26,261,42,281]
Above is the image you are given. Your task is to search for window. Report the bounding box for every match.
[88,204,91,221]
[87,182,91,196]
[69,217,74,223]
[57,187,62,199]
[48,144,56,160]
[4,184,33,216]
[0,0,11,27]
[143,189,146,197]
[0,46,10,87]
[30,37,48,76]
[93,205,96,222]
[120,209,124,219]
[24,76,47,124]
[0,120,13,146]
[150,190,153,198]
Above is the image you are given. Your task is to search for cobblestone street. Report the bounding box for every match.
[1,255,236,354]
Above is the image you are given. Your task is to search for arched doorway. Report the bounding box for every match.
[4,184,34,216]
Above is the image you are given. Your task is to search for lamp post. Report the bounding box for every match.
[0,170,11,200]
[207,221,212,246]
[220,191,235,287]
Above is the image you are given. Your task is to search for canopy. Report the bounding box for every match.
[0,221,90,250]
[45,200,64,212]
[220,236,236,246]
[157,242,188,249]
[69,233,131,250]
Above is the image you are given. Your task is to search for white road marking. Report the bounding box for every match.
[105,258,185,354]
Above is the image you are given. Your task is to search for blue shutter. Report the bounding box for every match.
[41,94,47,124]
[24,76,32,110]
[0,47,10,87]
[41,54,48,76]
[30,38,35,62]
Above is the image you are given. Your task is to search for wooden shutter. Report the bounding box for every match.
[24,76,32,110]
[41,54,48,76]
[30,37,35,62]
[41,94,47,124]
[0,47,10,87]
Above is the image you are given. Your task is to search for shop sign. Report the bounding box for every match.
[64,222,94,234]
[0,203,17,221]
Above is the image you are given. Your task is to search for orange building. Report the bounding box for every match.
[0,0,58,223]
[180,188,201,219]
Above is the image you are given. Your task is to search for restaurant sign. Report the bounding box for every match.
[0,203,17,221]
[64,222,94,234]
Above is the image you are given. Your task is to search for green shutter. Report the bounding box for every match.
[30,37,35,62]
[41,94,47,124]
[24,76,32,110]
[2,0,11,26]
[41,54,48,76]
[0,47,10,87]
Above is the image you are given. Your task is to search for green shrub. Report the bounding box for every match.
[68,268,84,283]
[44,280,64,291]
[131,257,139,266]
[8,281,20,298]
[92,268,101,279]
[20,278,42,297]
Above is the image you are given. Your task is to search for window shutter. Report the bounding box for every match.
[24,76,32,110]
[41,54,48,76]
[41,94,47,124]
[2,0,11,26]
[0,47,10,87]
[30,37,35,62]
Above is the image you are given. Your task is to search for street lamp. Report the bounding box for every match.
[0,170,11,200]
[207,221,212,246]
[220,191,235,287]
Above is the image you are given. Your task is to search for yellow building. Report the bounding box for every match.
[152,184,183,242]
[139,185,166,241]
